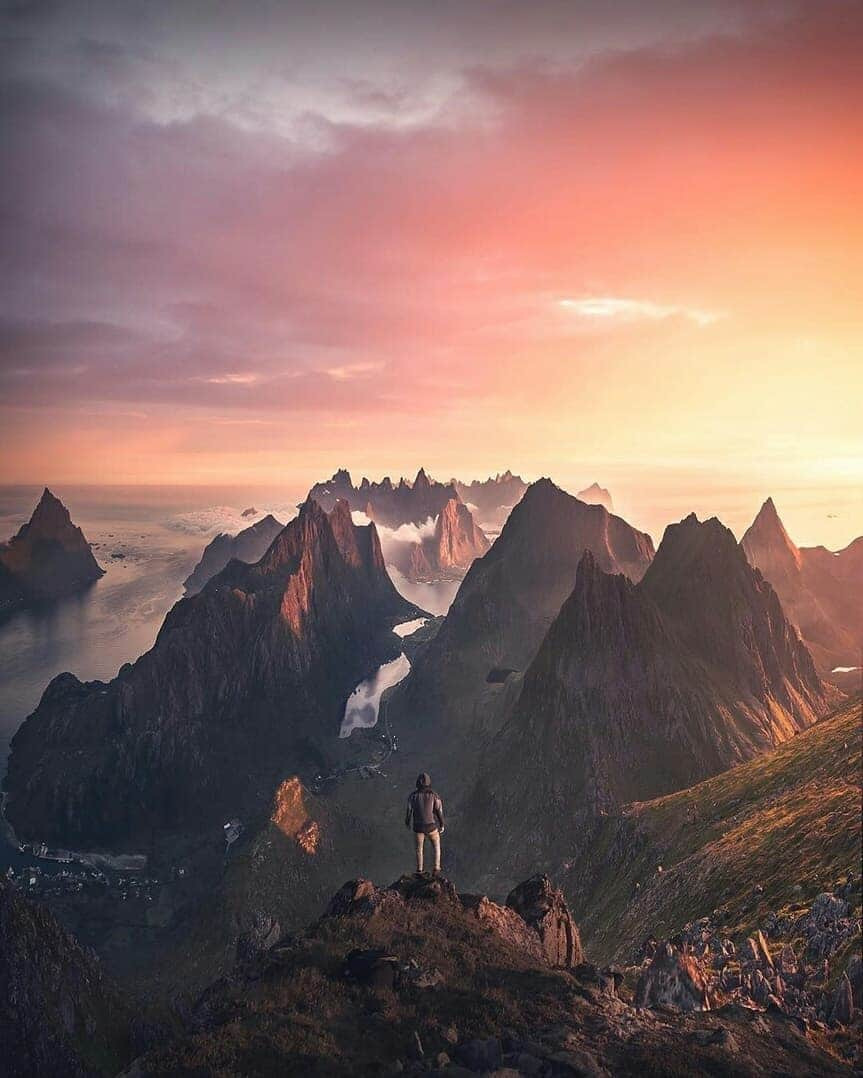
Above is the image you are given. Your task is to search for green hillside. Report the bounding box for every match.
[570,697,862,964]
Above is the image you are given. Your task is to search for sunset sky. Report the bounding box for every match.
[1,0,861,546]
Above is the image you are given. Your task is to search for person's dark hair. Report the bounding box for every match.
[416,772,431,789]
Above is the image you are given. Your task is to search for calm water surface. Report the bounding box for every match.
[0,485,304,777]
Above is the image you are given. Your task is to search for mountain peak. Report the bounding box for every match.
[0,488,103,605]
[414,466,430,489]
[576,482,614,512]
[741,497,802,578]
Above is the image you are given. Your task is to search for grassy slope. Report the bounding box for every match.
[574,697,861,964]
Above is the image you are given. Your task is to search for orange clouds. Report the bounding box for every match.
[0,2,860,545]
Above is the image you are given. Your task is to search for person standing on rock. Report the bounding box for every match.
[405,772,445,875]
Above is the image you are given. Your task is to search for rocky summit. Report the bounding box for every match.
[576,481,614,512]
[0,488,103,611]
[4,499,419,849]
[389,478,656,779]
[183,512,285,594]
[105,871,853,1076]
[457,513,833,887]
[307,467,461,528]
[388,495,491,581]
[741,497,862,676]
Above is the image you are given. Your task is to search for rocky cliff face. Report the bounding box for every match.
[433,496,491,570]
[4,499,418,848]
[0,879,133,1076]
[307,467,459,528]
[0,488,103,612]
[385,496,491,581]
[741,498,862,673]
[389,479,655,773]
[458,513,832,887]
[183,512,285,595]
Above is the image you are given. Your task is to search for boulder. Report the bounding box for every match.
[459,893,546,963]
[236,912,281,964]
[343,948,399,990]
[829,973,854,1027]
[635,943,711,1012]
[389,873,459,905]
[454,1037,502,1071]
[506,874,584,968]
[846,953,862,1008]
[325,878,380,917]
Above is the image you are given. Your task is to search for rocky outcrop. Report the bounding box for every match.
[4,499,419,847]
[741,498,862,674]
[183,513,284,594]
[387,496,491,581]
[458,513,831,886]
[577,482,614,512]
[132,871,853,1076]
[433,496,491,570]
[505,874,583,968]
[0,488,103,612]
[628,874,861,1049]
[307,467,459,528]
[635,942,712,1011]
[0,879,132,1076]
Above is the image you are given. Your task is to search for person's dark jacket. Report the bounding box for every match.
[405,787,445,834]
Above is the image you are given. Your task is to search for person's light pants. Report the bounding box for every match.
[414,828,441,872]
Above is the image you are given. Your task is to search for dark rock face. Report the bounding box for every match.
[741,497,862,673]
[184,512,285,595]
[391,479,655,776]
[506,874,583,968]
[307,467,459,528]
[0,879,132,1077]
[0,488,103,611]
[459,514,831,884]
[635,942,712,1011]
[5,499,418,847]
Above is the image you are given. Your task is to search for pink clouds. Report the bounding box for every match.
[0,0,861,510]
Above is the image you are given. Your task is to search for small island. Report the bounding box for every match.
[0,488,104,614]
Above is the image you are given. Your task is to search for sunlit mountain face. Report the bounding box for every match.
[0,0,861,548]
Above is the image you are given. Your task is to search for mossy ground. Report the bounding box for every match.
[574,697,862,963]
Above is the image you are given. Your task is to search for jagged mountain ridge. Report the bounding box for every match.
[386,479,655,782]
[0,488,103,611]
[741,498,862,674]
[458,512,832,889]
[307,467,459,527]
[4,500,419,847]
[451,469,528,524]
[183,512,285,595]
